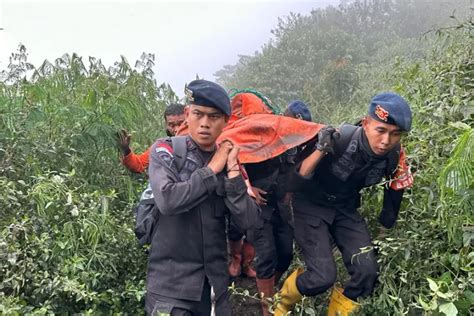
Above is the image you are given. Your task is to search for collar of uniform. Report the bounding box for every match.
[185,135,197,151]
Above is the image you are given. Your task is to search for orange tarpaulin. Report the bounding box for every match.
[218,114,323,163]
[219,92,323,163]
[176,92,322,163]
[228,92,273,124]
[175,92,274,137]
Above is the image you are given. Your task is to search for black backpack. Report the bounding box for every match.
[134,136,187,246]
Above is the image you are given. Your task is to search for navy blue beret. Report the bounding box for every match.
[185,80,231,116]
[368,92,412,131]
[287,100,312,122]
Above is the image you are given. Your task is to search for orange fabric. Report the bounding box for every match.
[121,147,151,173]
[136,92,318,168]
[176,92,273,136]
[218,114,323,163]
[178,92,320,164]
[229,93,273,124]
[176,122,189,136]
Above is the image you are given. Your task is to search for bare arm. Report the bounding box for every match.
[299,149,326,177]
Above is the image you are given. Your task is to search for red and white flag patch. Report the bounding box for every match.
[155,143,174,156]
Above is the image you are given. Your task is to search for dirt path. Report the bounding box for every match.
[230,276,262,316]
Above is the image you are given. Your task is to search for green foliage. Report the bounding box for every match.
[0,47,177,313]
[438,126,473,197]
[219,2,473,315]
[1,1,473,315]
[216,0,471,125]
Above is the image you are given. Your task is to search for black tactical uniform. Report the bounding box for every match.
[146,135,259,315]
[275,92,412,316]
[289,126,404,299]
[245,149,297,280]
[244,150,297,316]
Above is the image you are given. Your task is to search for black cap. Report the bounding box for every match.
[368,92,412,131]
[185,80,231,116]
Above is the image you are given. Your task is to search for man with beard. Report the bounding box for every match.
[117,103,185,173]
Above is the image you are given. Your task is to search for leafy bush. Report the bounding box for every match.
[1,48,177,314]
[1,2,472,315]
[224,7,473,316]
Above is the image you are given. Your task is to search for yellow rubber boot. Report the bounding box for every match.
[273,268,304,316]
[327,287,360,316]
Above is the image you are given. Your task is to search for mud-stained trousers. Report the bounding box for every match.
[247,204,294,279]
[293,199,378,300]
[145,278,230,316]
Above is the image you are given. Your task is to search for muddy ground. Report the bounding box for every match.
[230,275,262,316]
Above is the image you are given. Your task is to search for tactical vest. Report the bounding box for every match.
[304,124,401,207]
[330,123,400,187]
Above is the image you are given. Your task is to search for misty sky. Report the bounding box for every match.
[0,0,339,96]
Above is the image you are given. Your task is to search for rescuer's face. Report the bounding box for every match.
[363,116,402,156]
[186,105,228,151]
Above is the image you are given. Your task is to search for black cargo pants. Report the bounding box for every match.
[247,203,294,279]
[227,218,245,242]
[293,198,378,300]
[145,278,231,316]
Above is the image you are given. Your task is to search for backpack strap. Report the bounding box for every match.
[171,136,188,172]
[334,123,360,158]
[335,123,401,176]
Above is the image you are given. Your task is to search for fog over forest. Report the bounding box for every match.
[0,1,472,315]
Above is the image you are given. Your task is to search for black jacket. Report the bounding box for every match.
[147,136,259,301]
[290,128,404,228]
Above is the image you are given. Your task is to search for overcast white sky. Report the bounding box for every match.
[0,0,338,96]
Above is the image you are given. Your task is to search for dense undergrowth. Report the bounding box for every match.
[1,1,472,315]
[0,51,177,314]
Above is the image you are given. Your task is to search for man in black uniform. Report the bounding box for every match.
[245,152,296,316]
[246,99,313,316]
[275,92,413,316]
[146,80,260,316]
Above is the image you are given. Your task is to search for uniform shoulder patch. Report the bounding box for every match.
[153,140,174,166]
[389,147,413,191]
[155,142,174,156]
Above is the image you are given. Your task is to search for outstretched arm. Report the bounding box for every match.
[121,147,151,173]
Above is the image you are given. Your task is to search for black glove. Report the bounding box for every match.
[315,126,340,154]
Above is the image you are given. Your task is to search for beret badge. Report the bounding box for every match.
[185,87,194,102]
[375,104,389,122]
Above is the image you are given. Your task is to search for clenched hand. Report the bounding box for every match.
[207,141,233,174]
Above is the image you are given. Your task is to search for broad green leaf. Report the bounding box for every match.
[427,278,439,292]
[438,302,458,316]
[418,295,431,311]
